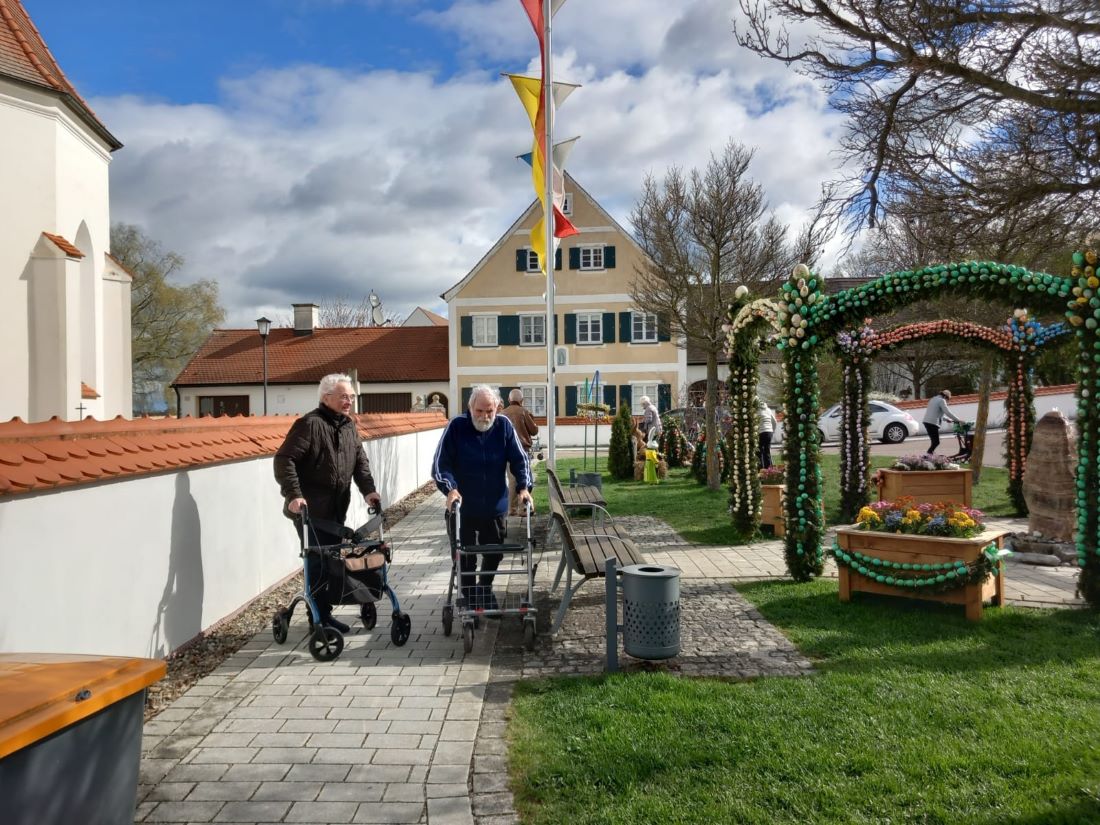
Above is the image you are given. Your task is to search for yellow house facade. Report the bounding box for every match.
[442,175,686,420]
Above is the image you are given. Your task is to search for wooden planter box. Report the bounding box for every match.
[834,526,1008,621]
[760,484,785,537]
[877,468,972,507]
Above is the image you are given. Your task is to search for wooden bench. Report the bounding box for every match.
[545,473,646,634]
[545,467,606,509]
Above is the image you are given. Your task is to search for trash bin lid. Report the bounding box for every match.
[0,653,166,759]
[620,564,680,579]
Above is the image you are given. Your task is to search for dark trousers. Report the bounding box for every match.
[759,432,773,469]
[302,523,342,619]
[448,511,507,594]
[925,423,940,453]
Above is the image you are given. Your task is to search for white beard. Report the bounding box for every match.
[472,417,493,433]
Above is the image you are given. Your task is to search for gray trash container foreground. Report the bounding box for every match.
[621,564,680,659]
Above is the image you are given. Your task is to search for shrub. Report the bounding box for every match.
[659,420,691,468]
[691,432,729,484]
[608,403,636,480]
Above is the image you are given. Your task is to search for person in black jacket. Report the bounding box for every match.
[275,373,380,633]
[433,385,532,610]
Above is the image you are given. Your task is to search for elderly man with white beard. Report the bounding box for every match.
[432,385,533,610]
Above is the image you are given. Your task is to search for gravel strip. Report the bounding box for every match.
[144,481,439,719]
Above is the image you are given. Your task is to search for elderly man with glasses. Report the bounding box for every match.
[275,373,381,633]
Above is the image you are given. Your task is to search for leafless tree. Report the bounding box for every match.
[276,294,401,328]
[630,140,827,489]
[736,0,1100,238]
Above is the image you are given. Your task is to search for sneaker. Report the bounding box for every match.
[322,615,350,634]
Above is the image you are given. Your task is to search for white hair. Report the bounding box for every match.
[640,395,652,406]
[468,384,500,410]
[508,388,524,404]
[318,373,353,401]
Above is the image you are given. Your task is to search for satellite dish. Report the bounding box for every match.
[368,291,385,326]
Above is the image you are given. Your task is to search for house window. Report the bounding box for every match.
[579,245,604,271]
[562,193,573,215]
[525,249,541,272]
[520,314,545,345]
[632,311,658,343]
[631,383,659,415]
[520,384,548,417]
[576,312,602,344]
[473,315,497,347]
[198,395,250,417]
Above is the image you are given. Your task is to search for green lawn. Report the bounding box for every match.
[509,582,1100,825]
[535,455,1015,545]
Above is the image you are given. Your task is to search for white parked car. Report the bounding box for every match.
[818,401,920,444]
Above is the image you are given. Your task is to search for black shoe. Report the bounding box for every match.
[322,615,350,634]
[483,591,499,611]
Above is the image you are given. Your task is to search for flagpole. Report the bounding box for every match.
[543,0,556,471]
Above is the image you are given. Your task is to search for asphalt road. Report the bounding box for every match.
[820,428,1008,468]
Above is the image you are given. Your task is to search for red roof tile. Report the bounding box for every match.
[42,232,83,259]
[80,382,99,399]
[173,326,449,387]
[0,411,447,498]
[0,0,121,150]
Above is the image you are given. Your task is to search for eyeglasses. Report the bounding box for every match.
[329,394,356,401]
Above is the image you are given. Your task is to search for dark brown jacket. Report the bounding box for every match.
[502,402,538,450]
[274,405,376,522]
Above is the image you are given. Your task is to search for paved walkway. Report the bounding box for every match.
[135,495,1082,824]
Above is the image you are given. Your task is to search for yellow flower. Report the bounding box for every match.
[856,507,881,526]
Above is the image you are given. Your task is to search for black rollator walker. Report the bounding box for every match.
[272,504,411,661]
[950,421,975,463]
[442,501,538,654]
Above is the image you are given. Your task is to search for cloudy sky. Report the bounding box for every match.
[29,0,851,327]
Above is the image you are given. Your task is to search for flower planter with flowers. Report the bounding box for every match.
[874,454,972,507]
[832,498,1010,621]
[758,465,786,537]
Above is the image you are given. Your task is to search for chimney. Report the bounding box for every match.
[293,303,318,335]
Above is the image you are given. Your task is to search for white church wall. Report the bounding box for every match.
[177,381,450,418]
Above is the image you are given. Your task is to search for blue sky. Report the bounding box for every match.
[25,0,849,326]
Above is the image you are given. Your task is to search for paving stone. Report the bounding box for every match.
[317,782,386,802]
[221,763,291,782]
[351,802,425,823]
[212,800,292,822]
[427,796,475,825]
[283,800,359,823]
[346,764,412,784]
[251,780,323,801]
[144,800,225,822]
[186,781,261,801]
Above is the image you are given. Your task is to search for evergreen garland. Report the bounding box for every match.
[659,419,691,468]
[829,541,1008,595]
[691,431,729,485]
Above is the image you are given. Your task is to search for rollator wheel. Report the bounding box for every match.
[523,619,536,651]
[390,612,412,646]
[360,602,377,630]
[442,605,454,637]
[308,626,344,661]
[272,609,289,644]
[462,624,474,654]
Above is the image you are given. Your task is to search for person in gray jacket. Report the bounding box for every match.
[275,373,381,633]
[922,389,961,453]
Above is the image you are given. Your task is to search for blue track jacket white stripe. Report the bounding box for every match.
[432,412,532,519]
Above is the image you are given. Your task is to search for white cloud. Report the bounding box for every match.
[98,0,848,327]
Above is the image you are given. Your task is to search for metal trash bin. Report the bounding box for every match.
[621,564,680,659]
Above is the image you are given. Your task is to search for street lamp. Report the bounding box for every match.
[256,316,271,415]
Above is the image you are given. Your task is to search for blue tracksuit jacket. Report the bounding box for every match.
[432,412,532,519]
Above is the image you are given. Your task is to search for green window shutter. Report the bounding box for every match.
[658,384,672,413]
[658,312,671,341]
[569,247,580,270]
[461,387,472,409]
[555,247,562,271]
[603,384,616,409]
[564,313,577,344]
[553,313,558,345]
[602,312,616,343]
[604,245,616,269]
[565,385,578,416]
[460,316,473,346]
[516,250,527,271]
[498,315,519,346]
[552,385,560,418]
[499,386,516,404]
[619,311,632,343]
[619,385,632,412]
